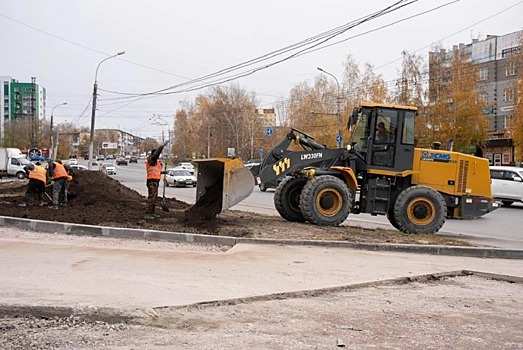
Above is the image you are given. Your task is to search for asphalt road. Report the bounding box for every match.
[87,160,523,249]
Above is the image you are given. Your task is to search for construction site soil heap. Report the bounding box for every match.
[0,170,471,246]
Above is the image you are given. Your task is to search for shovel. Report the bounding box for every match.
[161,163,169,212]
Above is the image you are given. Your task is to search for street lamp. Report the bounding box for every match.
[317,67,343,148]
[150,114,172,162]
[50,102,67,159]
[88,51,125,170]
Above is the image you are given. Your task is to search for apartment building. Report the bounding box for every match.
[0,76,46,145]
[429,30,522,165]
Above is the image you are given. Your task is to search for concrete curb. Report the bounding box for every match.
[1,215,522,259]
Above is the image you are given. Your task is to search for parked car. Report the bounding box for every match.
[70,164,88,171]
[116,157,128,165]
[490,166,523,206]
[97,155,105,161]
[165,168,197,187]
[106,154,114,160]
[99,162,116,175]
[68,158,78,165]
[129,156,138,163]
[175,162,195,174]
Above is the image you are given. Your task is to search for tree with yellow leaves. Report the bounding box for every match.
[423,47,489,152]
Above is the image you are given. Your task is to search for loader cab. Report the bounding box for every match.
[349,103,416,172]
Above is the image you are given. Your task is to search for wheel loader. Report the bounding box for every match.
[251,101,498,234]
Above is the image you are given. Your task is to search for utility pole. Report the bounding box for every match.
[50,102,67,159]
[88,51,125,170]
[30,77,37,148]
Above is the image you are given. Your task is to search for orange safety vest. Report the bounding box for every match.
[29,165,47,185]
[52,162,68,179]
[146,160,162,180]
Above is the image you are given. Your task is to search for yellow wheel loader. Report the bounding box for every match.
[253,102,498,234]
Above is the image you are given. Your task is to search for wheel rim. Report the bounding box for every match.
[406,197,436,226]
[315,188,343,217]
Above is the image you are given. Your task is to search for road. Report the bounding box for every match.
[85,160,523,249]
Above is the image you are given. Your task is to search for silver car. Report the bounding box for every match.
[165,168,197,187]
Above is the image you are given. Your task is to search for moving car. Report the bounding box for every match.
[165,168,197,187]
[116,157,128,165]
[68,158,78,165]
[70,164,88,171]
[490,166,523,206]
[100,162,116,175]
[97,155,105,161]
[129,156,138,163]
[175,162,195,174]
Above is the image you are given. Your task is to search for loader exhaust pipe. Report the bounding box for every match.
[184,158,254,221]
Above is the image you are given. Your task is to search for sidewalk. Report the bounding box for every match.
[1,227,522,310]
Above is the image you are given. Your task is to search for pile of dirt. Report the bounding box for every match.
[0,171,470,246]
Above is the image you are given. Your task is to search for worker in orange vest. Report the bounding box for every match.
[19,162,47,207]
[144,140,168,219]
[47,159,70,209]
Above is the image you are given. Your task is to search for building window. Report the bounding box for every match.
[505,62,517,76]
[477,67,488,81]
[503,89,515,102]
[501,46,522,58]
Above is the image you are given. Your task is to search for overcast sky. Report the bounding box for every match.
[2,0,522,140]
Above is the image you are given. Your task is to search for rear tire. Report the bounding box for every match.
[386,200,402,231]
[393,186,446,234]
[259,183,267,192]
[299,175,351,226]
[501,200,514,207]
[274,176,307,222]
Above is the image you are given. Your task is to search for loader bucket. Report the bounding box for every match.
[191,158,254,216]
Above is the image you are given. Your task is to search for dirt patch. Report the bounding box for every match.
[0,171,469,246]
[1,275,522,349]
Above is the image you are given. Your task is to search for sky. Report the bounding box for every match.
[2,0,522,140]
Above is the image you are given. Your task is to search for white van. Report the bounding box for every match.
[490,166,523,206]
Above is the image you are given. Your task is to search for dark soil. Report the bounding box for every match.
[0,171,470,246]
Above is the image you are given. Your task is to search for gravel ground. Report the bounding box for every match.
[1,227,522,349]
[1,275,522,349]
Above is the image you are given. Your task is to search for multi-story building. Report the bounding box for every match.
[429,30,522,166]
[0,76,46,145]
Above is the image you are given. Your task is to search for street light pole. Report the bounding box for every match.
[88,51,125,170]
[317,67,342,148]
[49,102,67,159]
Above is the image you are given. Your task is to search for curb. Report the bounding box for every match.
[1,215,522,259]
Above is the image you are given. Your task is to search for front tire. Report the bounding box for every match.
[299,175,351,226]
[259,183,267,192]
[274,176,307,222]
[501,200,514,207]
[393,186,446,234]
[16,171,26,179]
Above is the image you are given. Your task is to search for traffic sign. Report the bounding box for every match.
[336,135,343,143]
[266,127,273,136]
[258,148,264,156]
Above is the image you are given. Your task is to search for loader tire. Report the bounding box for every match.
[386,200,402,231]
[274,176,307,222]
[393,186,446,234]
[300,175,351,226]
